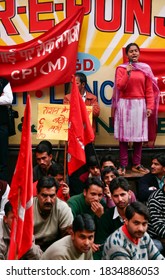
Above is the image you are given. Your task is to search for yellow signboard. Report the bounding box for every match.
[37,103,93,141]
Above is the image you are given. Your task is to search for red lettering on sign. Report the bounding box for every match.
[0,0,164,39]
[125,0,151,35]
[83,59,94,71]
[29,0,54,33]
[154,17,165,38]
[66,0,91,17]
[0,0,19,35]
[95,0,122,31]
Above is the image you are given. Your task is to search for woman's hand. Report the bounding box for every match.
[146,109,152,117]
[126,63,133,75]
[61,182,70,197]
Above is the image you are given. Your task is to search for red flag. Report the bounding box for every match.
[67,76,95,175]
[0,8,84,92]
[8,95,33,259]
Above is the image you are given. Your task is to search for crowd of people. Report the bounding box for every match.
[0,42,165,260]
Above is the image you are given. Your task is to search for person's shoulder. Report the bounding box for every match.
[99,206,115,222]
[86,91,97,99]
[33,164,39,171]
[63,93,71,99]
[148,187,164,201]
[41,236,71,260]
[138,172,155,181]
[68,193,83,202]
[138,62,151,69]
[55,198,73,216]
[33,197,38,208]
[105,227,122,245]
[116,64,127,71]
[141,231,152,243]
[0,219,4,238]
[56,197,70,207]
[50,235,70,248]
[0,77,9,87]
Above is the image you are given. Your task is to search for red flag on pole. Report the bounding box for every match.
[67,76,95,175]
[8,95,33,259]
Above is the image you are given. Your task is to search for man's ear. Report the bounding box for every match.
[83,189,86,197]
[3,215,7,224]
[162,166,165,174]
[128,190,132,200]
[70,229,75,240]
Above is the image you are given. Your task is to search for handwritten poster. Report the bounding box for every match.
[37,103,93,140]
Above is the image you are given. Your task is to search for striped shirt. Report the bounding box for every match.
[147,187,165,239]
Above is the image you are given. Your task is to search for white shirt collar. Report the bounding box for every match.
[113,206,124,222]
[82,91,86,102]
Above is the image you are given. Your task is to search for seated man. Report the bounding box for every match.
[79,155,101,184]
[101,166,119,208]
[41,213,95,260]
[93,176,133,259]
[101,167,136,208]
[100,154,116,170]
[102,201,164,260]
[34,176,73,251]
[33,140,55,182]
[33,163,70,202]
[137,153,165,203]
[0,201,42,260]
[147,183,165,255]
[48,163,70,201]
[67,177,106,223]
[87,155,101,179]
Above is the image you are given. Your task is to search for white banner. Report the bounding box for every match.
[1,260,164,280]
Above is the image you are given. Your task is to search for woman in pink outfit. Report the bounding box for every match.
[112,43,160,175]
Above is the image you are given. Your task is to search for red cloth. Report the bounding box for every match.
[0,8,84,92]
[56,185,70,202]
[116,67,154,110]
[67,76,95,175]
[8,95,33,260]
[33,181,37,197]
[64,91,100,135]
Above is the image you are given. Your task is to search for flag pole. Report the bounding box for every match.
[90,142,101,170]
[64,141,67,182]
[14,186,21,260]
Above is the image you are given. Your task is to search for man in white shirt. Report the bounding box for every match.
[0,179,10,219]
[0,77,13,181]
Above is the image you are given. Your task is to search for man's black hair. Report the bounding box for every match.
[110,176,130,194]
[4,201,13,216]
[72,213,95,232]
[36,176,59,193]
[125,201,150,221]
[75,72,87,85]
